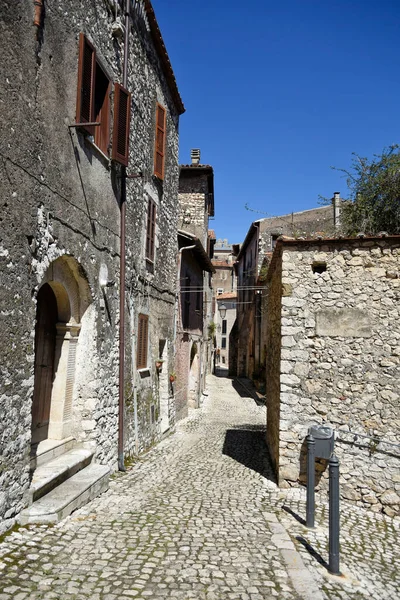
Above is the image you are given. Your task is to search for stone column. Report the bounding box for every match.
[48,323,81,440]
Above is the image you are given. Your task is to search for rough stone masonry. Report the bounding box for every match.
[265,236,400,516]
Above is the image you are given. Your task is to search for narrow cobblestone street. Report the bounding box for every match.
[0,373,399,600]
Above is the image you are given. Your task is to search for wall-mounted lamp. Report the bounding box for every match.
[218,304,227,319]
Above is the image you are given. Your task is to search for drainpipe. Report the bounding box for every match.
[118,0,130,472]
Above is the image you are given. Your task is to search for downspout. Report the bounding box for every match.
[118,0,130,471]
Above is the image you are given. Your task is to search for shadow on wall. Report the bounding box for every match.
[222,424,277,484]
[298,437,329,487]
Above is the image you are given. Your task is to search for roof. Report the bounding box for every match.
[216,292,237,300]
[144,1,185,115]
[178,230,215,273]
[212,260,233,268]
[236,222,260,262]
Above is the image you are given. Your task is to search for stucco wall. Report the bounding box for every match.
[273,238,400,515]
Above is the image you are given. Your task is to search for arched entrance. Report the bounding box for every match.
[31,256,92,447]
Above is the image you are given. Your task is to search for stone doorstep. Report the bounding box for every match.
[18,464,110,525]
[30,436,76,470]
[30,447,95,503]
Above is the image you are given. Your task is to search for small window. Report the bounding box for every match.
[271,234,279,249]
[137,314,149,369]
[221,337,227,349]
[222,319,227,335]
[217,288,224,295]
[154,103,166,179]
[146,198,156,262]
[312,262,327,274]
[76,34,111,156]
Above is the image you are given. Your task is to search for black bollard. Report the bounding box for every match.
[328,454,341,575]
[306,433,315,528]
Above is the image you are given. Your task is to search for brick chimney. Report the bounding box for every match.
[191,148,200,165]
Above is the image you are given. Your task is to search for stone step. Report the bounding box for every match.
[30,437,76,471]
[18,464,110,525]
[29,447,94,503]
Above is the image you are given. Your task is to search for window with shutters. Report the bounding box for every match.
[76,34,111,156]
[154,103,166,179]
[146,198,156,264]
[137,314,149,369]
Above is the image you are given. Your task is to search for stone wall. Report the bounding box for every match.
[0,0,181,532]
[265,250,283,475]
[268,237,400,515]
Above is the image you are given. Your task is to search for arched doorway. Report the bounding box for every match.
[31,256,92,447]
[31,283,58,444]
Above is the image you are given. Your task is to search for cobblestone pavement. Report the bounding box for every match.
[0,373,399,600]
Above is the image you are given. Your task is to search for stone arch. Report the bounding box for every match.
[32,256,93,442]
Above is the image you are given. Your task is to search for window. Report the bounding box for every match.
[222,319,227,335]
[217,288,224,295]
[221,337,227,349]
[154,103,166,179]
[137,314,149,369]
[271,234,279,249]
[76,34,110,155]
[146,198,156,262]
[76,33,131,163]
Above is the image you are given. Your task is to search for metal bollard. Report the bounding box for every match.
[328,454,341,575]
[306,433,315,528]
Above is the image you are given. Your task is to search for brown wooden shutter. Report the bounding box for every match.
[112,83,131,166]
[146,199,156,261]
[137,314,149,369]
[76,33,96,135]
[154,103,166,179]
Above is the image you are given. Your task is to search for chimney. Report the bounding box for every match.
[191,148,200,165]
[333,191,341,230]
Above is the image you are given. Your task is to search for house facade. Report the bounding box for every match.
[0,0,183,532]
[175,150,216,417]
[265,235,400,515]
[233,202,340,379]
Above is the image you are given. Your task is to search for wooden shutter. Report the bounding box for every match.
[112,83,131,166]
[76,33,96,135]
[137,314,149,369]
[154,103,166,179]
[146,199,156,261]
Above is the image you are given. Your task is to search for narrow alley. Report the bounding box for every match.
[0,373,398,600]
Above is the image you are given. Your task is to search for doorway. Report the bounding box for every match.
[31,283,58,445]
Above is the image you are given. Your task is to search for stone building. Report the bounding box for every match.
[0,0,184,532]
[175,232,215,420]
[265,235,400,515]
[232,202,340,379]
[175,151,216,417]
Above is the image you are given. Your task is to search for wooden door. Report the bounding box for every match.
[31,284,58,444]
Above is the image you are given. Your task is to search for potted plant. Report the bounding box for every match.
[155,359,163,370]
[169,372,176,383]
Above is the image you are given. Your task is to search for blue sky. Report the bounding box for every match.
[152,0,400,244]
